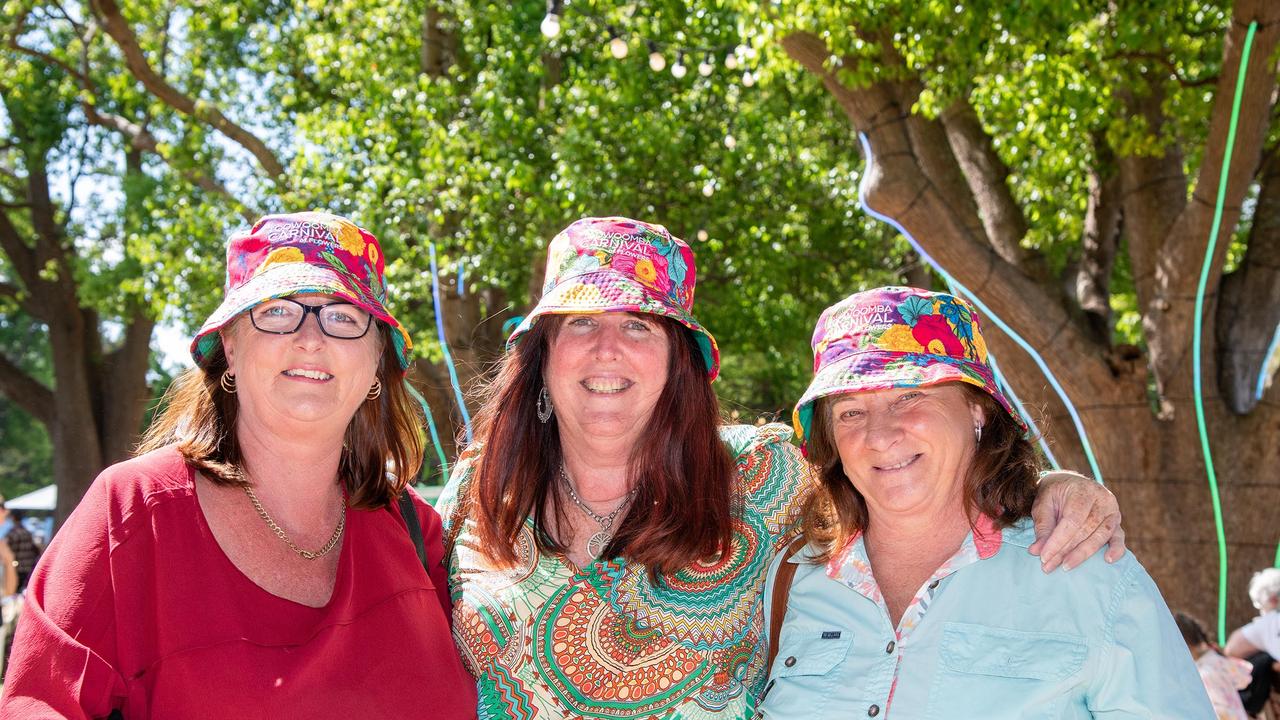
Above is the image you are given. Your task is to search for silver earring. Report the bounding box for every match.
[220,370,237,394]
[974,424,983,444]
[537,385,554,423]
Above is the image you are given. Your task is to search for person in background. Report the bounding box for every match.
[438,219,1127,719]
[759,286,1212,718]
[0,498,37,675]
[1177,611,1251,720]
[1,504,42,592]
[1,212,476,718]
[1226,568,1280,715]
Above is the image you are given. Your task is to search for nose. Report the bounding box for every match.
[293,310,326,351]
[591,323,622,361]
[862,412,902,452]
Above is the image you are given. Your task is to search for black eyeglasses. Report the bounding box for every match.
[249,298,373,339]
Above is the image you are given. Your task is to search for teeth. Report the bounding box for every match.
[582,378,631,394]
[284,369,333,380]
[879,456,916,471]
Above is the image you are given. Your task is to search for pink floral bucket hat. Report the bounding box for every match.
[190,211,412,371]
[507,216,720,379]
[793,286,1027,451]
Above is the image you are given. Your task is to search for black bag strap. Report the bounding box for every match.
[398,490,429,573]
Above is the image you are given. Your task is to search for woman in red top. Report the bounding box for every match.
[1,212,476,719]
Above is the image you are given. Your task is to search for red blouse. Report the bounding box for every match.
[0,446,476,719]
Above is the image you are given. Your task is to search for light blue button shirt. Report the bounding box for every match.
[758,518,1214,719]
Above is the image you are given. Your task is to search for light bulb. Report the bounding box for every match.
[702,182,715,197]
[649,51,666,72]
[671,59,687,78]
[609,37,629,59]
[697,229,709,242]
[725,53,739,70]
[540,13,561,38]
[724,134,737,149]
[698,57,714,76]
[742,71,756,87]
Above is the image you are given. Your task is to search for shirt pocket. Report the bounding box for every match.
[760,623,854,718]
[928,622,1087,720]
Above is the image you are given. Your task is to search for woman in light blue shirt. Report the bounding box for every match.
[759,287,1212,719]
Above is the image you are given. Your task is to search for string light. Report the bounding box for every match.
[648,41,666,72]
[537,10,762,88]
[540,12,562,38]
[696,229,709,242]
[702,181,715,197]
[671,53,687,79]
[723,134,736,149]
[608,27,629,59]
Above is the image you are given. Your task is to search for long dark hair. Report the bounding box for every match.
[465,314,735,576]
[797,383,1039,561]
[137,322,424,510]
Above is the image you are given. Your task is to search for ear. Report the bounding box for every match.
[968,397,988,430]
[219,327,238,372]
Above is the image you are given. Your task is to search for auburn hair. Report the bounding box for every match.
[137,322,424,510]
[465,314,735,577]
[797,383,1039,561]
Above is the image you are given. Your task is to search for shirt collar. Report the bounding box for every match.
[824,514,1004,594]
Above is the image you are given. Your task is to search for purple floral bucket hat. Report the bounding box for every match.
[190,211,412,371]
[507,216,720,379]
[793,286,1027,452]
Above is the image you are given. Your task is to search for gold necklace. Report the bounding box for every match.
[243,483,346,560]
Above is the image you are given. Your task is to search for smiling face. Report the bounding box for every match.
[544,312,671,449]
[828,383,986,523]
[220,293,382,439]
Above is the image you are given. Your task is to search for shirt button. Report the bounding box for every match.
[885,640,896,653]
[868,704,881,717]
[783,656,797,667]
[928,580,940,589]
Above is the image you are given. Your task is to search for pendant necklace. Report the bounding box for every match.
[560,465,637,558]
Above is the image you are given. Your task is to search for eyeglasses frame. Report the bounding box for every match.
[248,298,374,340]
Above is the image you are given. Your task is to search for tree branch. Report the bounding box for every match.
[1066,135,1122,345]
[940,98,1048,278]
[1217,149,1280,414]
[0,351,54,426]
[0,210,37,291]
[88,0,289,182]
[81,104,258,222]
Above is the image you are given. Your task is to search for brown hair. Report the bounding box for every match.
[465,314,735,577]
[137,322,423,510]
[797,383,1039,561]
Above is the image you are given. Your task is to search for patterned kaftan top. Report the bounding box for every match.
[436,424,809,720]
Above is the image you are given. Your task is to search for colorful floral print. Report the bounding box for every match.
[507,216,720,379]
[793,286,1026,449]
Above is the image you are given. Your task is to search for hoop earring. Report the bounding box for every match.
[537,385,554,424]
[367,379,382,401]
[220,370,237,394]
[974,424,983,444]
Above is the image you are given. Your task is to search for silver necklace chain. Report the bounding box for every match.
[243,483,346,561]
[559,465,636,557]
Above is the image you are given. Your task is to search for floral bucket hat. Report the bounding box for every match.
[793,286,1027,452]
[507,216,720,379]
[190,211,412,371]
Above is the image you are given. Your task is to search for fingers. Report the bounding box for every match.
[1103,524,1127,563]
[1059,519,1115,571]
[1033,483,1107,572]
